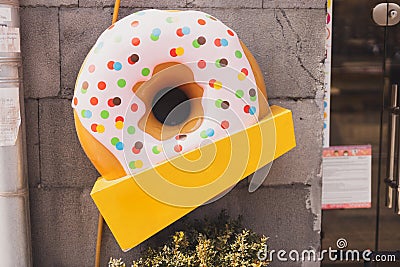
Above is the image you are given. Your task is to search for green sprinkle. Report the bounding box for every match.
[142,68,150,76]
[127,126,135,134]
[215,99,222,108]
[129,161,136,169]
[117,79,126,88]
[235,90,244,98]
[100,110,109,119]
[200,130,208,138]
[111,137,120,146]
[150,34,159,41]
[192,40,200,48]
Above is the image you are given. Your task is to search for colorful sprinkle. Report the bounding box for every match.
[238,73,246,81]
[220,38,228,46]
[214,81,222,89]
[81,109,92,118]
[152,28,161,36]
[82,81,89,90]
[115,121,124,129]
[88,65,95,73]
[244,105,257,115]
[131,20,139,27]
[221,101,230,109]
[176,28,184,37]
[135,160,143,168]
[128,54,139,65]
[129,161,136,169]
[132,147,141,154]
[117,79,126,88]
[175,134,187,141]
[131,103,138,112]
[90,97,98,105]
[227,29,235,36]
[111,137,120,146]
[150,34,159,41]
[170,48,177,57]
[113,62,122,71]
[135,141,143,149]
[235,90,244,98]
[215,99,222,108]
[221,120,230,129]
[200,128,215,138]
[197,60,206,69]
[174,144,183,152]
[127,126,135,135]
[197,36,206,45]
[97,124,105,133]
[91,123,97,132]
[129,160,144,169]
[98,81,106,90]
[209,79,222,89]
[131,37,140,46]
[198,19,206,25]
[115,116,124,122]
[176,47,184,56]
[100,110,109,119]
[235,50,242,58]
[107,61,114,70]
[73,97,78,105]
[152,145,162,154]
[182,26,190,35]
[205,128,215,137]
[142,68,150,76]
[192,40,200,48]
[116,142,124,150]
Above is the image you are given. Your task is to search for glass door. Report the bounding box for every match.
[322,0,400,266]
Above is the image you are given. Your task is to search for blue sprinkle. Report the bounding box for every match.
[116,142,124,150]
[152,28,161,37]
[324,101,328,108]
[221,38,228,46]
[206,128,215,137]
[182,26,190,35]
[113,62,122,71]
[324,122,327,129]
[84,110,92,118]
[249,106,256,115]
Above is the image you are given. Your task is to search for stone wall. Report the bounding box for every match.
[21,0,325,266]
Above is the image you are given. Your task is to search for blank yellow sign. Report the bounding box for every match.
[91,105,296,251]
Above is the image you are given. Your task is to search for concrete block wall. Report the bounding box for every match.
[21,0,325,266]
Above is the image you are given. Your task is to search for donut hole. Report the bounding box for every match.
[152,87,191,126]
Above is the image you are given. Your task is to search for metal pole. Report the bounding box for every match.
[0,0,32,266]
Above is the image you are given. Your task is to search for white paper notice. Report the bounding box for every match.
[0,87,20,146]
[0,7,11,23]
[0,26,20,53]
[322,145,372,209]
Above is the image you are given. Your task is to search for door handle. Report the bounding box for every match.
[373,3,400,26]
[386,84,398,209]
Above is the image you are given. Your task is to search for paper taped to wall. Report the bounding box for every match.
[0,26,20,53]
[0,7,11,23]
[0,87,20,146]
[322,145,372,209]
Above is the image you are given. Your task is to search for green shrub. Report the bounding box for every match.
[108,211,269,267]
